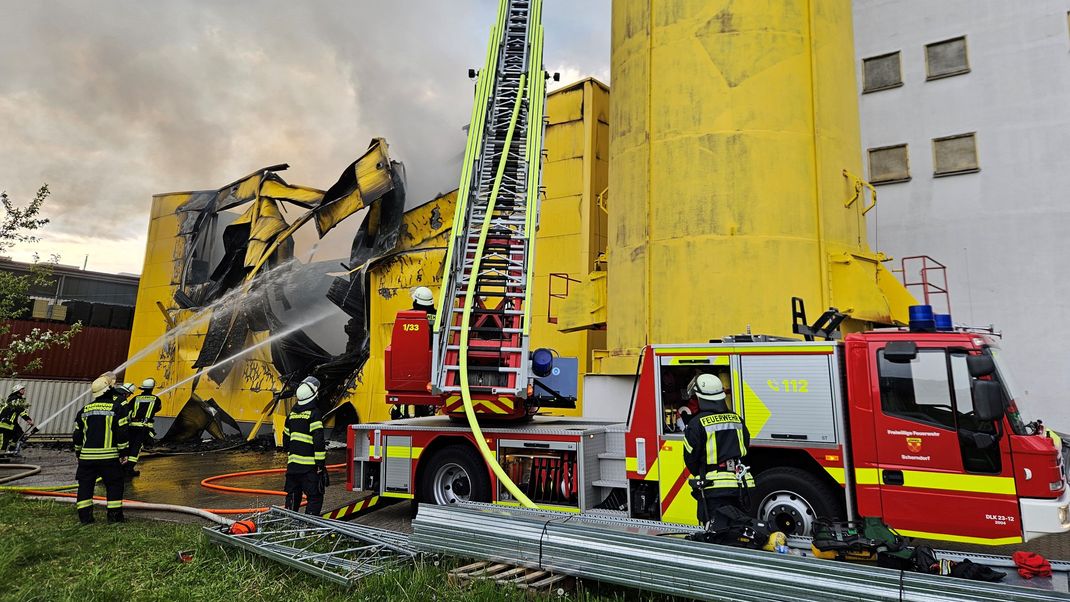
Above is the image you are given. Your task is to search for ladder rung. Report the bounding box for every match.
[444,366,521,373]
[446,345,523,352]
[449,326,523,333]
[454,308,524,316]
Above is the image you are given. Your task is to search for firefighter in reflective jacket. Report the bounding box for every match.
[683,373,755,528]
[0,384,34,453]
[283,376,327,515]
[125,378,162,477]
[72,374,129,524]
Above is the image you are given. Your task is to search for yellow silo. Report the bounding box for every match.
[604,0,912,364]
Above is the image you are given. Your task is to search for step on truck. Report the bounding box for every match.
[349,310,1070,545]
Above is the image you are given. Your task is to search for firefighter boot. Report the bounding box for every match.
[107,509,125,523]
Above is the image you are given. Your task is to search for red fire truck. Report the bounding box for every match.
[348,310,1070,545]
[344,0,1068,546]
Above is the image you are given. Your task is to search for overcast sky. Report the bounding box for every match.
[0,0,609,274]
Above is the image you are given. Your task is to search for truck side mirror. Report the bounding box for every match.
[967,354,996,378]
[883,341,918,363]
[973,380,1005,422]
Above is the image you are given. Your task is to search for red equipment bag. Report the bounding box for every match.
[1013,551,1052,579]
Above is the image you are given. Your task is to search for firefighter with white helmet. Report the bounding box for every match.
[282,376,328,515]
[683,373,755,529]
[124,378,162,478]
[0,383,34,454]
[411,286,435,314]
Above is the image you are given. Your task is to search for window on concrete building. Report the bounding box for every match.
[862,51,903,93]
[932,133,979,177]
[867,144,911,184]
[925,36,970,80]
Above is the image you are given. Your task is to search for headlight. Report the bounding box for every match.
[1051,480,1064,492]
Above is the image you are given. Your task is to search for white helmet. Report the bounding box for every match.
[121,382,136,395]
[141,378,156,390]
[694,373,726,402]
[295,376,320,404]
[411,286,434,307]
[12,383,26,395]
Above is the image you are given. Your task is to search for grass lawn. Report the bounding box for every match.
[0,494,626,602]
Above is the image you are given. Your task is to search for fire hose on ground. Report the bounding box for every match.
[0,464,42,485]
[22,492,233,526]
[2,462,345,523]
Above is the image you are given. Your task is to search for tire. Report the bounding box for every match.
[416,444,492,509]
[751,467,843,536]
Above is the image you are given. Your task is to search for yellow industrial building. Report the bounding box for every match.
[126,78,611,439]
[127,0,914,440]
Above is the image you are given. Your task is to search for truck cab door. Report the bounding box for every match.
[654,354,734,525]
[868,344,1021,544]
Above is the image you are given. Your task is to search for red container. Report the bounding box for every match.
[0,319,131,380]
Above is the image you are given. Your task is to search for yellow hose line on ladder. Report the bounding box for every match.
[434,2,509,336]
[459,71,536,509]
[522,1,545,336]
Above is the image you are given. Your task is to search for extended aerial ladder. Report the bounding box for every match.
[428,0,547,421]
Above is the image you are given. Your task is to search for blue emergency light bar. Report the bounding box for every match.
[908,305,936,332]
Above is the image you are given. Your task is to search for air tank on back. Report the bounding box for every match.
[606,0,912,360]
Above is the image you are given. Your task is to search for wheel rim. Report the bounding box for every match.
[431,462,472,505]
[758,490,817,536]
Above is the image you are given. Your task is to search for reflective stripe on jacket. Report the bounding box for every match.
[129,394,162,428]
[683,409,752,487]
[282,404,325,473]
[72,395,129,460]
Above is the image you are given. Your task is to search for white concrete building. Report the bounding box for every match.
[854,1,1070,429]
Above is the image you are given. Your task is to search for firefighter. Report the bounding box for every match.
[282,376,327,516]
[125,378,162,478]
[72,374,129,524]
[411,286,436,315]
[683,373,755,529]
[117,382,137,408]
[0,384,35,453]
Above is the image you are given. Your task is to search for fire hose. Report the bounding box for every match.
[4,463,343,520]
[199,464,344,497]
[0,463,42,485]
[21,491,233,525]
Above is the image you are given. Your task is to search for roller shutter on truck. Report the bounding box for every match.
[737,354,840,446]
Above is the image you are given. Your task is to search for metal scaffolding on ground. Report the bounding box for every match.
[411,503,1070,602]
[203,507,415,587]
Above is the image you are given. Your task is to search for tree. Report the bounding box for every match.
[0,184,82,378]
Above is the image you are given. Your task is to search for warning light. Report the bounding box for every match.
[908,305,936,332]
[824,455,841,462]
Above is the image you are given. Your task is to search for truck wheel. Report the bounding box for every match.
[418,445,491,507]
[752,467,842,536]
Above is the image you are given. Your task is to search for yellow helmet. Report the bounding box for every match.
[91,376,111,399]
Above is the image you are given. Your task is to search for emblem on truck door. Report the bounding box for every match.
[906,437,923,453]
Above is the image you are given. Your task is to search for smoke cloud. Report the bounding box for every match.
[0,0,609,273]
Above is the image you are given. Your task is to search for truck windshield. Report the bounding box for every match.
[985,346,1029,435]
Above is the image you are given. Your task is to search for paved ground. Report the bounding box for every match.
[6,444,1070,561]
[0,445,360,523]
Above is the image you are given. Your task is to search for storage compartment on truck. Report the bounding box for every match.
[498,439,580,507]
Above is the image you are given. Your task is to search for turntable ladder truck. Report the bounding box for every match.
[348,0,1070,549]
